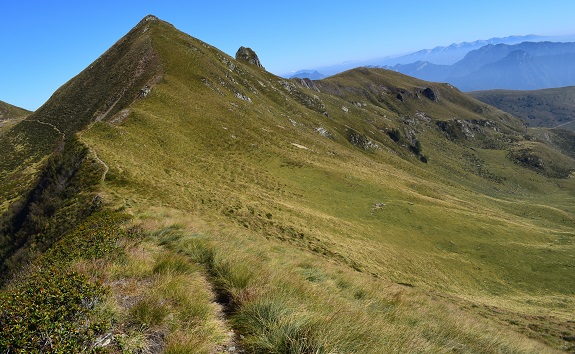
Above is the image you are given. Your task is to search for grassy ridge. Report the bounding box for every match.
[0,16,161,215]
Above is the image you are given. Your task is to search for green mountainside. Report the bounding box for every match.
[1,16,574,353]
[0,100,30,133]
[470,86,575,130]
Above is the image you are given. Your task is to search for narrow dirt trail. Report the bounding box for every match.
[79,117,110,184]
[30,119,66,140]
[90,147,109,183]
[208,278,245,354]
[553,120,575,129]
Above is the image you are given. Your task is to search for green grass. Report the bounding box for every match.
[151,223,556,353]
[103,233,230,353]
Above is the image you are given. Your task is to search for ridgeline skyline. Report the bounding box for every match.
[2,0,575,110]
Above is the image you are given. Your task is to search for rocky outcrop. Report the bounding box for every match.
[235,46,264,69]
[421,87,438,102]
[293,78,320,92]
[346,128,378,150]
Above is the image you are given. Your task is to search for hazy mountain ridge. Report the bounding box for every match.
[388,41,575,91]
[288,34,545,78]
[470,86,575,130]
[1,15,574,353]
[290,70,326,80]
[383,35,542,66]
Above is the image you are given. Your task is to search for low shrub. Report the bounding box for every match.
[0,269,106,353]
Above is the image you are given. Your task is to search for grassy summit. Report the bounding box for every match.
[1,15,574,352]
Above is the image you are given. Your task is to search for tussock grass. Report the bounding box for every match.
[150,222,557,353]
[102,235,230,353]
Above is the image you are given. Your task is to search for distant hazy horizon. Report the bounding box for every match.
[3,1,575,111]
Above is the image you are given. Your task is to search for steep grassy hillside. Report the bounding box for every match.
[0,15,161,214]
[470,86,575,130]
[2,16,574,353]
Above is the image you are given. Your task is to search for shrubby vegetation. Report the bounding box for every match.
[0,133,128,352]
[0,137,103,282]
[0,210,130,353]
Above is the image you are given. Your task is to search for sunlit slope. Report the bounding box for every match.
[82,16,575,315]
[0,100,30,133]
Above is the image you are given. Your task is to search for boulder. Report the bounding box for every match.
[421,87,438,102]
[235,46,264,69]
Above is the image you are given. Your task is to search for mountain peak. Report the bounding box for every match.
[143,14,159,21]
[235,46,264,69]
[290,70,326,80]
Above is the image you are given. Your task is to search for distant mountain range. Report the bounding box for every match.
[290,70,326,80]
[380,35,543,66]
[386,41,575,91]
[287,35,555,79]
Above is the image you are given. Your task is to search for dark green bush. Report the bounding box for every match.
[0,269,107,353]
[388,128,401,142]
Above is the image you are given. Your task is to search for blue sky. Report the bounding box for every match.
[2,1,575,111]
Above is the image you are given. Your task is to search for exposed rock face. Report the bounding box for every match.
[235,46,264,69]
[421,87,438,102]
[293,78,320,92]
[346,128,378,150]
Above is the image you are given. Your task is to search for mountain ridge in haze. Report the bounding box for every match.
[288,34,547,78]
[388,41,575,91]
[290,70,326,80]
[381,34,542,66]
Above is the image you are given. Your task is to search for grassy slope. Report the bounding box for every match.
[470,86,575,130]
[76,18,575,352]
[0,100,30,133]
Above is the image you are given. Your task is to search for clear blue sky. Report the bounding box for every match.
[2,1,575,111]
